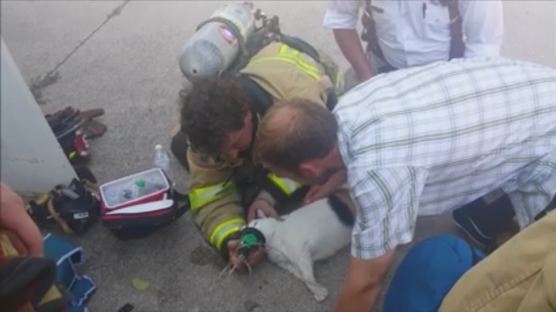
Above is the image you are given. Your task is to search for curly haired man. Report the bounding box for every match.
[172,42,348,268]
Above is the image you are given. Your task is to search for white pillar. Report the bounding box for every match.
[1,38,76,195]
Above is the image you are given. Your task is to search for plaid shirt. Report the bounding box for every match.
[334,58,556,259]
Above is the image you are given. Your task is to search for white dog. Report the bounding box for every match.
[248,195,354,301]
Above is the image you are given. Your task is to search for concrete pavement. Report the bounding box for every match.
[1,1,555,311]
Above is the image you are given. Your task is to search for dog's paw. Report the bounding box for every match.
[312,286,328,302]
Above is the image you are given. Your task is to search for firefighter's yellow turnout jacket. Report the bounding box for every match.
[186,42,341,255]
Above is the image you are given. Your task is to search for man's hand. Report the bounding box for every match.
[304,170,347,204]
[247,199,278,222]
[335,251,395,312]
[227,239,265,271]
[0,183,44,256]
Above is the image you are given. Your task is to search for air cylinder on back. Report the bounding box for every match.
[179,3,255,82]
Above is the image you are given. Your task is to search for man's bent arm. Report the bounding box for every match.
[335,250,395,312]
[333,29,374,82]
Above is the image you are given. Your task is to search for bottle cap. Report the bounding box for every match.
[135,179,146,188]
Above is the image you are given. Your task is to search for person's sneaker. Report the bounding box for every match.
[453,199,494,246]
[453,193,515,246]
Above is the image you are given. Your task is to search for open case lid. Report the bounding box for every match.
[99,168,169,209]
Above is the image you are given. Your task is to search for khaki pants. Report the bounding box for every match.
[439,211,556,312]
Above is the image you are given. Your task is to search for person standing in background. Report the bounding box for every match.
[323,0,503,82]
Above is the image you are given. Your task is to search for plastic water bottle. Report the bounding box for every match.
[153,144,172,182]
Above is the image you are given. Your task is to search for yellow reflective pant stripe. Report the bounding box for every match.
[267,173,302,196]
[189,182,236,213]
[278,44,323,79]
[279,45,322,78]
[279,44,289,54]
[249,56,321,80]
[209,217,245,250]
[249,44,322,80]
[280,45,301,58]
[279,46,320,76]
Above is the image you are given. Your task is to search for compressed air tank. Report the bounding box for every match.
[179,3,256,82]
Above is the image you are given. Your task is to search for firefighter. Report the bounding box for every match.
[172,41,347,268]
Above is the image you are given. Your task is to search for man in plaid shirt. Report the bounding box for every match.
[254,58,556,311]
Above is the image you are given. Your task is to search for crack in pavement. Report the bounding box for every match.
[30,0,131,104]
